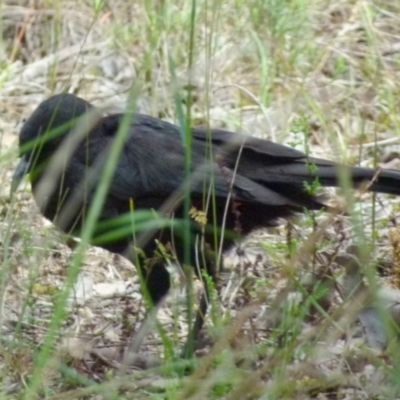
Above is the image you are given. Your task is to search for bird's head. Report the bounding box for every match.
[11,93,95,194]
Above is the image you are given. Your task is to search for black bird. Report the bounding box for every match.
[12,93,400,358]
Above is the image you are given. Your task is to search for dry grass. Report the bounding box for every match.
[2,0,400,398]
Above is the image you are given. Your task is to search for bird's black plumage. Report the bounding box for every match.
[12,93,400,356]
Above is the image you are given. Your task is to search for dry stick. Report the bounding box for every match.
[10,10,32,63]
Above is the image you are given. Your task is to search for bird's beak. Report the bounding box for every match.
[11,155,30,196]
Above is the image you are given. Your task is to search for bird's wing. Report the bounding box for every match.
[191,127,309,160]
[192,127,341,185]
[95,115,312,208]
[94,114,232,202]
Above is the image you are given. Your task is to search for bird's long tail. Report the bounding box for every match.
[253,159,400,196]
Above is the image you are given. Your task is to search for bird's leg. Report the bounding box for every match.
[181,280,211,358]
[119,300,163,374]
[119,249,171,373]
[182,248,218,358]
